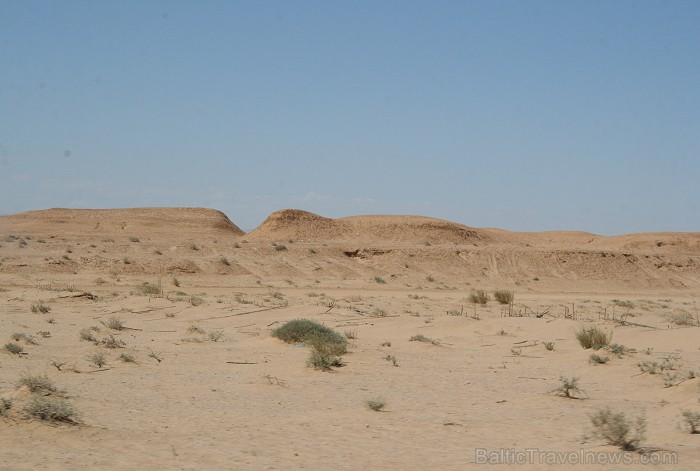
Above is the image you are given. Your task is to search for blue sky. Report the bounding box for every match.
[1,1,698,234]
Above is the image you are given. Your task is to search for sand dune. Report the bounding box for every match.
[1,207,699,470]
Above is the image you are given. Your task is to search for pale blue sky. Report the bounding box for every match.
[1,1,698,234]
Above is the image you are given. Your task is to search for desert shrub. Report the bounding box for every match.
[0,398,12,416]
[189,295,204,306]
[79,329,97,342]
[208,330,223,342]
[371,307,387,317]
[187,325,205,334]
[381,341,392,347]
[128,236,140,243]
[16,373,59,394]
[384,355,399,366]
[590,407,646,450]
[219,256,230,266]
[105,316,124,330]
[493,290,514,304]
[31,302,51,314]
[612,299,635,309]
[608,343,629,357]
[681,410,700,434]
[136,282,160,296]
[543,342,555,351]
[24,396,78,423]
[409,334,439,345]
[273,243,287,251]
[551,376,586,399]
[469,290,490,305]
[344,330,357,339]
[4,342,23,355]
[306,339,344,371]
[426,275,435,282]
[11,333,38,345]
[98,335,125,349]
[86,351,108,368]
[667,312,697,326]
[576,326,611,350]
[373,276,386,284]
[589,353,609,365]
[365,398,386,411]
[118,353,136,363]
[271,319,347,355]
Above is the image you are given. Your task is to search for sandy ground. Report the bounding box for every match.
[0,208,699,470]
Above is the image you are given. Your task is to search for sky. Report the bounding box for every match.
[1,1,698,235]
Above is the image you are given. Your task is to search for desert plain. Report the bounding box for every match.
[0,207,699,470]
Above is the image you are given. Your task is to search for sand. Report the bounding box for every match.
[0,207,698,470]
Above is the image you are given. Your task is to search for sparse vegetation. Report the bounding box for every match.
[187,325,205,334]
[306,338,344,371]
[219,256,230,266]
[493,290,514,304]
[208,330,223,342]
[575,326,611,350]
[384,355,399,366]
[273,243,287,251]
[590,407,646,450]
[129,236,140,243]
[373,276,386,284]
[344,330,357,339]
[543,342,555,351]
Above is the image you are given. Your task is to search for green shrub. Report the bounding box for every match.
[306,339,343,371]
[576,326,611,350]
[4,342,23,355]
[543,342,555,351]
[24,396,78,423]
[373,277,386,284]
[271,319,347,354]
[590,407,646,450]
[493,290,514,304]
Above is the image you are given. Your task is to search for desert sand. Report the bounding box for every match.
[1,207,699,470]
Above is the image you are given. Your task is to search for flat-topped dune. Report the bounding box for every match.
[1,207,244,237]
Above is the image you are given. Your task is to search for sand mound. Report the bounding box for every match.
[1,207,244,237]
[247,210,496,244]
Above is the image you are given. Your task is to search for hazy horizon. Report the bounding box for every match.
[2,1,698,236]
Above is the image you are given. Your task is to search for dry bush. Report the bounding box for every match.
[551,376,586,399]
[493,290,514,304]
[409,334,439,345]
[16,373,60,395]
[590,407,646,450]
[365,398,386,411]
[469,290,490,305]
[576,326,612,350]
[681,410,700,434]
[4,342,24,355]
[24,397,78,423]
